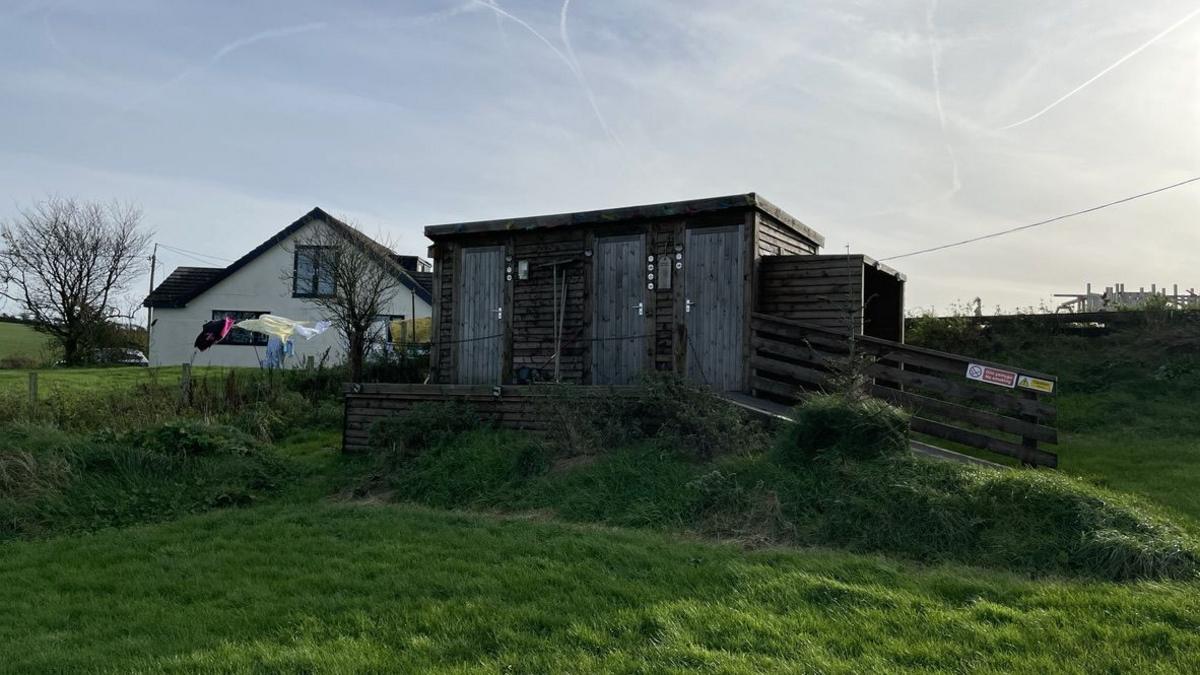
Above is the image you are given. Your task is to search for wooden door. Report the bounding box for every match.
[592,234,647,385]
[456,246,505,384]
[684,225,745,392]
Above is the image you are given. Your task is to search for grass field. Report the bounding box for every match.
[0,365,243,394]
[0,321,49,362]
[2,493,1198,672]
[1,322,1199,672]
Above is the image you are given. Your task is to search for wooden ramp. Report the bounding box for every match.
[719,392,1004,469]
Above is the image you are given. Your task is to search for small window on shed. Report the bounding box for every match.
[294,246,336,297]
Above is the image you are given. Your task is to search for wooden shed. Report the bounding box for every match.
[424,193,905,391]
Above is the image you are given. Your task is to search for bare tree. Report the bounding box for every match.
[283,219,406,381]
[0,196,151,365]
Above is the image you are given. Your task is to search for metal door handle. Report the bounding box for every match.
[632,301,644,316]
[491,306,503,321]
[685,299,693,313]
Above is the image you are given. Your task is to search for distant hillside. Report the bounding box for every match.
[0,322,49,365]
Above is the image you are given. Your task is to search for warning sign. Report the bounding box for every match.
[1017,375,1055,394]
[965,363,1017,389]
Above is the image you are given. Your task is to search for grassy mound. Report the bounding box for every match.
[0,421,287,539]
[364,396,1199,582]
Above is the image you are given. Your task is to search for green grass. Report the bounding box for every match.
[0,365,207,394]
[0,322,49,362]
[1,500,1198,673]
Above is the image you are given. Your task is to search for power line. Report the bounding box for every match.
[879,176,1200,262]
[157,242,235,264]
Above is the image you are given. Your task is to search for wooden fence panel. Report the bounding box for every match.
[749,312,1060,467]
[342,384,640,452]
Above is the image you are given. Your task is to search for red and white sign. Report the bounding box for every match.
[965,363,1017,388]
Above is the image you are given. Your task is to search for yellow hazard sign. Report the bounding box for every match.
[1017,375,1055,394]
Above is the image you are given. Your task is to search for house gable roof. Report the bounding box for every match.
[143,208,432,309]
[142,267,225,309]
[423,192,825,248]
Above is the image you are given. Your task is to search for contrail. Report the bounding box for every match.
[469,0,622,148]
[559,0,583,75]
[116,22,325,113]
[926,0,961,195]
[1001,6,1200,130]
[209,22,326,63]
[481,0,510,49]
[559,0,623,148]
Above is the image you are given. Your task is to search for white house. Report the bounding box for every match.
[144,208,433,368]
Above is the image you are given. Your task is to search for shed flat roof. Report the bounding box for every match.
[424,193,825,248]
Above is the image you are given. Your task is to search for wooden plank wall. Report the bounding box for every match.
[756,212,818,256]
[431,242,457,382]
[651,223,677,373]
[342,383,639,452]
[757,255,865,332]
[511,229,588,382]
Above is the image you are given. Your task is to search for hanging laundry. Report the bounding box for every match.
[194,316,234,351]
[293,320,332,340]
[234,314,332,342]
[263,336,286,368]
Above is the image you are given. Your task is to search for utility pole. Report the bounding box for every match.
[146,243,157,340]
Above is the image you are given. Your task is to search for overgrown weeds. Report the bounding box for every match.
[0,367,344,439]
[775,393,909,463]
[0,422,287,539]
[540,374,769,460]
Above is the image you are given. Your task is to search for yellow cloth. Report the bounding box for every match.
[233,314,309,341]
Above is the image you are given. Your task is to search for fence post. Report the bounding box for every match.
[180,363,192,406]
[1020,389,1039,468]
[27,371,37,410]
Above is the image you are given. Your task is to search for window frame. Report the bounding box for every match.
[292,245,337,298]
[211,310,271,347]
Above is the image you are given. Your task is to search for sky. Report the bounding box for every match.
[1,0,1197,317]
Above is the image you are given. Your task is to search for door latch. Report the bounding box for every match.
[632,301,644,317]
[492,306,503,321]
[685,299,693,314]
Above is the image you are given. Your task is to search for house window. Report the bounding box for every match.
[293,246,336,297]
[212,310,270,346]
[374,314,408,347]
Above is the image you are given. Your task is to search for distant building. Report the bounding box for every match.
[143,208,432,368]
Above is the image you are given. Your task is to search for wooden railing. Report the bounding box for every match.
[750,313,1060,467]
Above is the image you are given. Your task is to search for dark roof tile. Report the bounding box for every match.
[143,267,224,308]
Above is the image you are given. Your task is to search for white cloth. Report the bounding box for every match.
[234,315,331,342]
[293,320,332,340]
